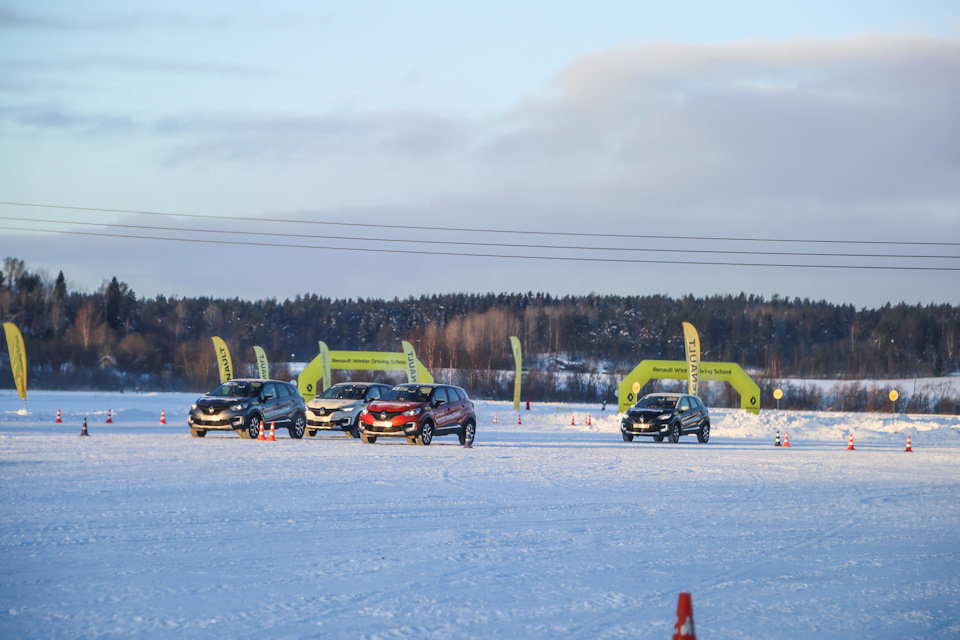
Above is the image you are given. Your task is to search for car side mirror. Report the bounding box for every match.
[433,398,445,407]
[261,393,273,401]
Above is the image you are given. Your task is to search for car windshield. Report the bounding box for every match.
[380,386,432,403]
[637,395,678,410]
[319,385,367,400]
[210,381,262,398]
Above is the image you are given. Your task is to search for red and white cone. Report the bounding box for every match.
[586,415,592,426]
[257,423,266,441]
[847,433,855,450]
[106,409,113,424]
[159,409,166,424]
[267,422,277,441]
[56,409,62,423]
[517,414,522,425]
[905,436,912,452]
[672,592,696,640]
[571,414,576,426]
[493,413,498,424]
[783,430,790,447]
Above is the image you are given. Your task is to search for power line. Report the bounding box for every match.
[1,199,957,246]
[3,225,957,271]
[2,216,955,260]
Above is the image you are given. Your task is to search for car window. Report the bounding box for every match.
[276,383,290,398]
[450,387,466,401]
[211,380,262,398]
[637,395,677,410]
[262,383,278,400]
[381,386,432,403]
[432,387,449,403]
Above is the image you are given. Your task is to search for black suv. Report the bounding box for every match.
[359,383,477,446]
[620,393,710,443]
[188,378,307,439]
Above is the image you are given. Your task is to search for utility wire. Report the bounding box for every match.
[2,225,957,271]
[1,199,957,247]
[2,216,956,260]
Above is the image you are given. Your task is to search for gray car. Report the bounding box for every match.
[620,392,710,443]
[306,382,392,438]
[188,378,307,439]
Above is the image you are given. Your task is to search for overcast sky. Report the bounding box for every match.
[1,1,958,308]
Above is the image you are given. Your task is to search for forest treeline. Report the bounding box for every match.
[1,258,957,412]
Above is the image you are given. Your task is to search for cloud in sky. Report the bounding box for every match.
[1,22,958,305]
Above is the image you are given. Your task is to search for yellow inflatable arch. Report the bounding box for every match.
[618,360,761,414]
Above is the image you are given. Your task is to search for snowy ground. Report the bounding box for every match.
[1,390,958,639]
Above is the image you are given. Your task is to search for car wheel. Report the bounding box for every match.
[190,428,207,438]
[417,421,434,446]
[652,435,664,443]
[240,415,261,439]
[459,420,476,446]
[349,417,362,439]
[288,413,306,439]
[667,421,681,443]
[360,433,377,444]
[622,432,634,442]
[697,420,710,443]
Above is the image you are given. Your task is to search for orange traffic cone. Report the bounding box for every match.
[267,422,277,441]
[905,436,912,452]
[257,423,266,441]
[586,415,592,426]
[105,409,113,423]
[783,430,790,447]
[571,414,576,426]
[672,592,696,640]
[80,417,89,437]
[56,409,62,423]
[847,433,855,450]
[493,413,498,424]
[517,414,522,425]
[159,409,166,424]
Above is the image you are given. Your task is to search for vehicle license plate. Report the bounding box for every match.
[374,420,393,427]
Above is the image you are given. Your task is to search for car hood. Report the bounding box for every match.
[365,400,426,413]
[627,407,673,420]
[195,396,250,409]
[307,398,357,411]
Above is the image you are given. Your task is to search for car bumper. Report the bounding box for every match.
[188,411,248,430]
[360,420,421,438]
[307,414,353,430]
[621,421,670,435]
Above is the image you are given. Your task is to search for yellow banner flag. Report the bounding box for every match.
[319,341,331,392]
[682,322,701,397]
[3,322,27,401]
[211,336,233,383]
[510,336,522,412]
[253,345,269,379]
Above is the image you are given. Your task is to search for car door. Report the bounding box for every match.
[430,387,454,431]
[260,382,282,425]
[274,383,294,424]
[678,397,696,432]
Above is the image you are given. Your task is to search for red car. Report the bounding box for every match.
[359,383,477,446]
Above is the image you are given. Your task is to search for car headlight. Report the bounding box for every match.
[361,408,369,415]
[341,406,357,412]
[403,407,422,417]
[654,414,670,421]
[191,403,198,410]
[230,402,250,412]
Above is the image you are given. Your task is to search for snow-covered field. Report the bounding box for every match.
[1,389,958,639]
